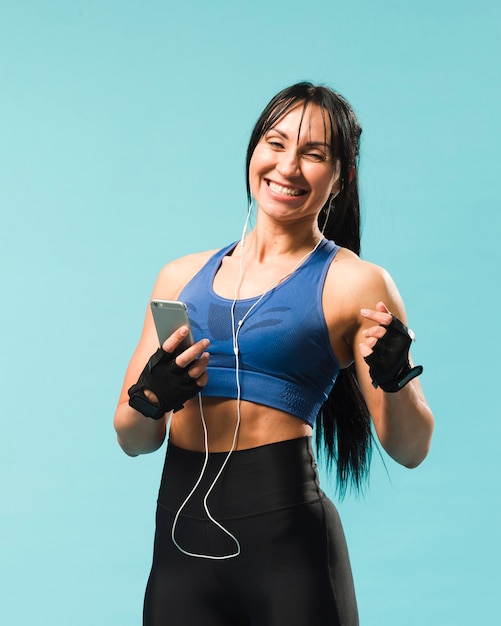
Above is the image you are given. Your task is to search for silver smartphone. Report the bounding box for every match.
[150,299,194,354]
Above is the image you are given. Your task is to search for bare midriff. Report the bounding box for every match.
[168,396,312,452]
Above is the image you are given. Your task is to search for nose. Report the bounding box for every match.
[276,147,301,178]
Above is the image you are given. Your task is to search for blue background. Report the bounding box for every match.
[1,1,499,624]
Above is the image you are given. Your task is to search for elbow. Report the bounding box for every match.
[113,415,139,456]
[390,446,429,469]
[116,435,140,457]
[384,422,434,469]
[401,432,433,469]
[114,429,166,457]
[113,402,167,457]
[403,453,428,469]
[391,446,430,469]
[402,409,435,469]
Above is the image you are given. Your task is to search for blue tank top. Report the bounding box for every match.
[178,239,341,427]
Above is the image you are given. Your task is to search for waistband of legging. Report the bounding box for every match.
[157,436,323,520]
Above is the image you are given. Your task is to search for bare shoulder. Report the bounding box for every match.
[333,248,398,292]
[152,248,220,300]
[325,247,407,322]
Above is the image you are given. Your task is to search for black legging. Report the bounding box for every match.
[143,437,359,626]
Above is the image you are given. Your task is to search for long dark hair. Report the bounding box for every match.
[246,82,372,495]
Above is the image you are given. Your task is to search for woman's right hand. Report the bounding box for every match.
[142,327,210,406]
[166,326,210,385]
[115,255,215,455]
[115,325,210,456]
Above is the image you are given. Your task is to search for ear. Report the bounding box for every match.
[330,161,342,196]
[330,187,340,200]
[331,165,355,195]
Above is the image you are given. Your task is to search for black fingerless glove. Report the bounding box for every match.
[128,348,201,419]
[364,315,423,393]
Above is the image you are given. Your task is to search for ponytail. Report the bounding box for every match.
[316,177,373,496]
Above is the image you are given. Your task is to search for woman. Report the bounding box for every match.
[114,82,434,626]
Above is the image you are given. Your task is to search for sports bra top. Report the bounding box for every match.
[178,238,341,427]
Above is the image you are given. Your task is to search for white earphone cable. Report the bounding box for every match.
[171,198,328,559]
[170,201,254,560]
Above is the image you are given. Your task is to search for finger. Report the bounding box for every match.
[361,336,379,350]
[362,325,387,340]
[358,342,373,358]
[375,301,391,314]
[195,369,209,387]
[186,352,210,380]
[174,338,210,368]
[161,326,192,354]
[360,307,392,326]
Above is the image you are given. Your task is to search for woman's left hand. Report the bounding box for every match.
[358,301,393,358]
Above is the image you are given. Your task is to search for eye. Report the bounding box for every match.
[303,152,327,163]
[267,139,284,150]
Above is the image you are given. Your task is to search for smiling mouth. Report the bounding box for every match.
[267,180,306,197]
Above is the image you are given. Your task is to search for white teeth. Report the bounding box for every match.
[268,181,303,197]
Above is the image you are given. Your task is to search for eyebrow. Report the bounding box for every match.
[266,128,329,148]
[303,141,330,149]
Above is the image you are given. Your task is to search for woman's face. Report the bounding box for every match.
[248,102,340,227]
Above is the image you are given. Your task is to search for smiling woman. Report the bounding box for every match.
[114,81,434,626]
[248,102,340,225]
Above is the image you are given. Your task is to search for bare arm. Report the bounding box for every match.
[114,327,210,456]
[114,255,212,456]
[355,300,434,468]
[327,254,434,468]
